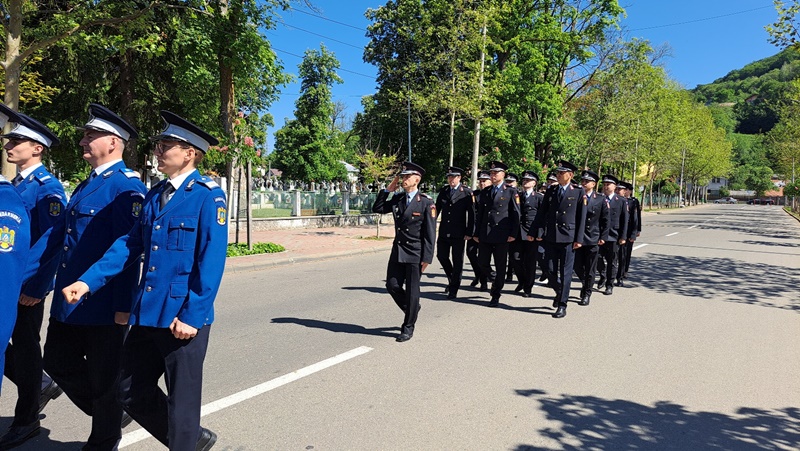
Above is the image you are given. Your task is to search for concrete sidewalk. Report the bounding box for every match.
[225,224,396,273]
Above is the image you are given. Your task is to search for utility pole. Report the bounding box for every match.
[407,95,412,162]
[679,147,686,207]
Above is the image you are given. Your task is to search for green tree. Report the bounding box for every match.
[273,45,347,182]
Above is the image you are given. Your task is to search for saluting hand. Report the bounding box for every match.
[18,293,42,306]
[62,281,90,304]
[387,176,400,192]
[170,318,198,340]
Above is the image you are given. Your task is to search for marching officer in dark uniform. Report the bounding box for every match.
[62,111,226,451]
[573,170,609,306]
[467,170,492,290]
[0,106,66,449]
[28,103,146,450]
[515,170,543,297]
[372,162,436,342]
[504,172,520,284]
[597,174,628,295]
[0,176,31,392]
[620,181,641,280]
[474,161,520,307]
[435,166,474,299]
[534,161,586,318]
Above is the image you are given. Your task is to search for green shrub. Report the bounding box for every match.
[227,242,285,257]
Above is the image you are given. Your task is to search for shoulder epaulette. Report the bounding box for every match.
[420,192,432,199]
[197,177,220,190]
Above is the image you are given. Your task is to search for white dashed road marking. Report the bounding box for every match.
[119,346,374,448]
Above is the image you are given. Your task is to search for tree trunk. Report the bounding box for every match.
[2,0,22,178]
[118,48,139,171]
[448,109,455,167]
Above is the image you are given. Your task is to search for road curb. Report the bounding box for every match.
[224,245,391,274]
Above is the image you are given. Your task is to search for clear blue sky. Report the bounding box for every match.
[264,0,780,152]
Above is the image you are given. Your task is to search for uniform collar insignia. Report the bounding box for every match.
[102,170,114,178]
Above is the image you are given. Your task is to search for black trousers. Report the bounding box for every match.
[598,241,619,287]
[520,240,540,294]
[119,325,210,451]
[386,259,421,335]
[546,241,576,306]
[616,241,628,281]
[436,237,466,296]
[509,240,524,286]
[43,320,126,450]
[466,240,491,285]
[574,244,600,297]
[478,241,509,298]
[4,301,49,426]
[623,240,634,276]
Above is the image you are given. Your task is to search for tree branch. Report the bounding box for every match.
[18,2,158,63]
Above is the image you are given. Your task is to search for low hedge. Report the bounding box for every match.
[226,242,285,257]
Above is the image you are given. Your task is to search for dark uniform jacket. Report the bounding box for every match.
[16,165,66,298]
[535,183,587,244]
[31,161,146,325]
[1,179,31,392]
[435,184,474,240]
[474,184,521,243]
[581,191,610,246]
[627,196,642,239]
[373,190,436,264]
[519,189,543,241]
[605,194,629,241]
[80,171,228,330]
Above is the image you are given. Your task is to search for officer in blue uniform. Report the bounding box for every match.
[372,162,436,343]
[0,106,66,449]
[474,161,520,307]
[515,170,544,297]
[534,161,586,318]
[466,170,492,290]
[596,174,628,295]
[0,175,31,397]
[435,166,474,299]
[29,103,146,450]
[573,170,609,306]
[63,111,225,451]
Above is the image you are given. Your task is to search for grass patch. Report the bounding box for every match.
[356,235,393,241]
[227,242,285,257]
[252,208,293,218]
[784,206,800,221]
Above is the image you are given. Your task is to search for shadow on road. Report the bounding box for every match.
[0,425,85,450]
[632,253,798,312]
[270,317,399,337]
[513,389,800,450]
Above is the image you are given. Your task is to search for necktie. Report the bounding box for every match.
[407,194,412,205]
[493,186,500,199]
[160,184,175,209]
[559,187,565,202]
[11,174,23,187]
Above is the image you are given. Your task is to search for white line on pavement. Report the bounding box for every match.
[119,345,374,448]
[688,225,698,229]
[632,243,649,251]
[666,232,679,237]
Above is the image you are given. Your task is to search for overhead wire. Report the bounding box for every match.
[629,4,775,31]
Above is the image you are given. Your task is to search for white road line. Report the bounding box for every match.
[119,345,373,448]
[666,232,679,237]
[632,243,649,251]
[687,225,698,229]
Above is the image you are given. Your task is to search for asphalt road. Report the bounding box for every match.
[2,204,799,450]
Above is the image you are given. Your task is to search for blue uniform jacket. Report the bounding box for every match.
[0,180,31,393]
[79,171,228,330]
[16,166,66,298]
[30,162,146,325]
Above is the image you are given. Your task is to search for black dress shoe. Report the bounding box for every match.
[604,286,613,295]
[488,297,500,307]
[522,292,531,298]
[615,279,624,287]
[196,427,217,451]
[38,380,63,414]
[597,277,606,289]
[552,296,560,308]
[579,295,590,306]
[514,283,523,293]
[479,284,488,292]
[447,293,457,300]
[443,286,451,294]
[470,278,479,287]
[552,306,567,318]
[539,273,548,282]
[396,333,413,342]
[122,412,133,428]
[0,421,40,450]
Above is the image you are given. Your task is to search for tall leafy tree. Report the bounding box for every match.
[273,45,347,182]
